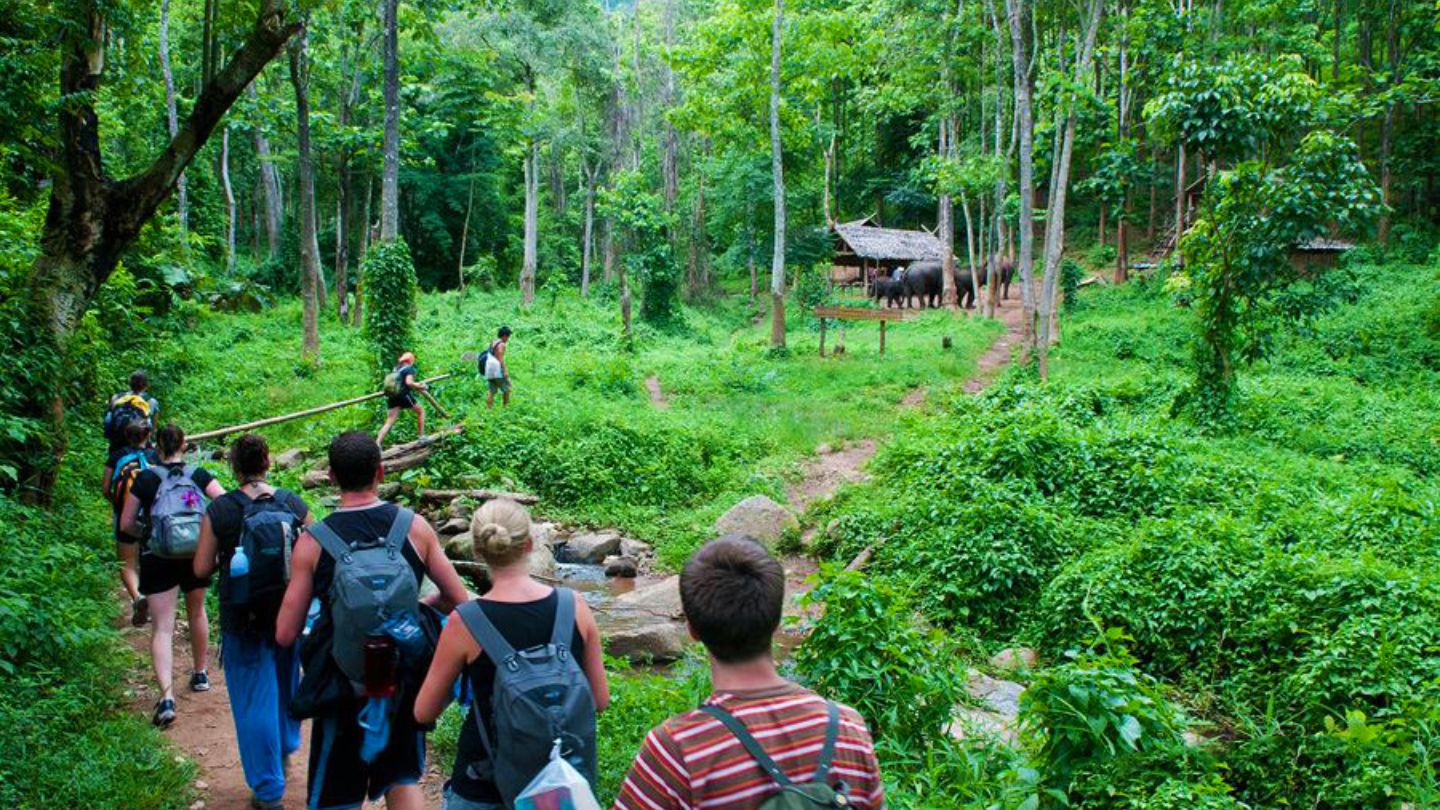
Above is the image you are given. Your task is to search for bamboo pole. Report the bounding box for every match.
[190,373,454,442]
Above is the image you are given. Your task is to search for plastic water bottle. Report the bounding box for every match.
[229,545,251,606]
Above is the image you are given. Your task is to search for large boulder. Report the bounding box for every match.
[947,670,1025,745]
[619,538,653,559]
[603,555,640,578]
[714,496,799,548]
[532,522,558,550]
[989,647,1039,672]
[557,531,623,564]
[528,543,557,579]
[604,622,688,663]
[273,448,307,470]
[610,575,683,620]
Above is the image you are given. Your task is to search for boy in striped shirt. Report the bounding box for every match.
[614,536,886,810]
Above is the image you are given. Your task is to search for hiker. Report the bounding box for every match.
[193,433,312,809]
[614,536,887,810]
[414,498,610,810]
[378,351,427,448]
[276,431,470,810]
[481,326,512,408]
[106,420,155,625]
[105,370,159,452]
[120,423,225,727]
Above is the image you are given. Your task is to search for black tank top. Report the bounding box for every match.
[449,589,587,803]
[312,502,426,614]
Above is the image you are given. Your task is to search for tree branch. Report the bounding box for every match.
[112,0,300,236]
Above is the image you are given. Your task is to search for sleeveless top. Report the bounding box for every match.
[449,589,587,803]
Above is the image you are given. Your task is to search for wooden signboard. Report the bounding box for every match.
[813,307,906,357]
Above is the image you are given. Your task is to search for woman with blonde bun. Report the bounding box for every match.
[414,499,609,809]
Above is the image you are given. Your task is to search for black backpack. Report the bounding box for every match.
[222,491,300,630]
[103,393,151,442]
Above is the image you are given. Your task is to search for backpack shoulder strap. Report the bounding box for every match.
[384,507,414,555]
[813,701,841,783]
[456,600,518,668]
[698,703,795,789]
[307,520,354,564]
[550,587,576,651]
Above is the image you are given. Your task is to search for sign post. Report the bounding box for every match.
[813,306,907,357]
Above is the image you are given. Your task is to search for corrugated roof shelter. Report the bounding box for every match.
[832,218,946,268]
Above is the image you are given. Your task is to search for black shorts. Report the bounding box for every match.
[139,553,212,596]
[386,394,418,410]
[308,701,425,809]
[113,511,138,545]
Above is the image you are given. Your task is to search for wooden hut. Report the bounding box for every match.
[831,217,947,292]
[1290,238,1353,275]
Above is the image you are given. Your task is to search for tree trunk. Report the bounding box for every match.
[457,175,476,293]
[985,0,1005,319]
[20,0,298,497]
[247,82,284,260]
[521,136,538,305]
[1116,210,1128,283]
[333,15,363,323]
[379,0,400,242]
[939,116,958,311]
[768,0,787,350]
[1148,146,1159,240]
[1174,141,1186,249]
[1377,103,1394,243]
[748,216,758,302]
[159,0,187,235]
[1006,0,1036,357]
[580,163,595,297]
[1038,0,1102,377]
[222,127,236,272]
[290,30,320,361]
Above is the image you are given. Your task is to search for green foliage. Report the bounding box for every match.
[794,570,965,744]
[1180,131,1381,417]
[362,239,419,370]
[599,171,679,324]
[1061,258,1085,310]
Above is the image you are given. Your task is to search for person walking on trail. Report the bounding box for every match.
[119,424,225,728]
[415,498,610,810]
[378,351,427,448]
[106,420,156,626]
[193,433,312,810]
[482,326,512,408]
[105,370,159,452]
[276,431,471,810]
[614,536,887,810]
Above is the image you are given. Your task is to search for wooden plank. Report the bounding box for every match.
[813,306,907,322]
[190,373,454,442]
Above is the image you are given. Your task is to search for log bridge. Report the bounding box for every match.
[189,373,456,443]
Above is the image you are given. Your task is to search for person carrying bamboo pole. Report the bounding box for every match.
[378,351,427,448]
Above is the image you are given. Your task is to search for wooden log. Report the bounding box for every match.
[417,488,540,505]
[302,424,466,488]
[190,373,455,442]
[420,388,451,420]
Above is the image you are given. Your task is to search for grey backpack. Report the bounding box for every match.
[149,465,206,559]
[456,589,597,804]
[308,508,419,685]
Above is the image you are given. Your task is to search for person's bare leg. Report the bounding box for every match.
[414,405,425,438]
[149,588,179,700]
[184,588,210,675]
[382,784,424,810]
[118,542,140,601]
[487,389,495,409]
[377,407,401,447]
[502,388,510,407]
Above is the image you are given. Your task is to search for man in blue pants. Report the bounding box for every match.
[195,434,313,809]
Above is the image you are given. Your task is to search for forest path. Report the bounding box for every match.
[123,617,446,809]
[787,295,1024,515]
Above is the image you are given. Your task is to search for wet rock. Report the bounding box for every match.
[610,575,683,620]
[989,647,1039,672]
[604,622,688,663]
[603,555,640,578]
[437,517,471,536]
[533,522,558,549]
[444,532,475,559]
[529,543,556,579]
[557,531,622,564]
[273,448,307,470]
[714,495,799,548]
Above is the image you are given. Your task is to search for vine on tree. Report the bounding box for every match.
[361,239,418,369]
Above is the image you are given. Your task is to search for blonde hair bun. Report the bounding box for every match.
[469,498,533,567]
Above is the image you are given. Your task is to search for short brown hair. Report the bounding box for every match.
[329,431,381,492]
[230,433,271,480]
[680,536,784,663]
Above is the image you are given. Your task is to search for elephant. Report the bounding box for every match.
[982,259,1015,300]
[900,261,944,308]
[870,277,904,308]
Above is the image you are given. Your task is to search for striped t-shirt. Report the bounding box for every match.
[613,683,886,810]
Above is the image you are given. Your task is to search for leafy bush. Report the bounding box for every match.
[362,239,419,369]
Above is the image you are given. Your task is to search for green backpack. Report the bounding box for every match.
[382,369,404,397]
[699,701,852,809]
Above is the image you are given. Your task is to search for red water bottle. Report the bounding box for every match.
[362,634,397,697]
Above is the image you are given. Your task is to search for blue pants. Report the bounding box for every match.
[223,632,302,803]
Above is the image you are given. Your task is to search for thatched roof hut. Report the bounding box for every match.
[832,218,946,269]
[1290,237,1354,274]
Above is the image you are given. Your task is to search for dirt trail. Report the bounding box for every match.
[787,297,1024,512]
[644,375,669,409]
[123,617,444,809]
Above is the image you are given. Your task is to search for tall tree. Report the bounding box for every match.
[379,0,401,241]
[290,27,321,361]
[158,0,187,235]
[1006,0,1037,354]
[768,0,787,349]
[20,0,299,495]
